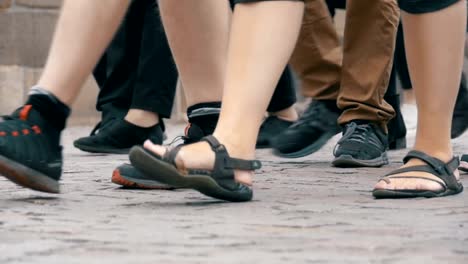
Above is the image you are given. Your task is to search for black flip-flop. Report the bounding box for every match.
[373,150,463,198]
[129,135,261,202]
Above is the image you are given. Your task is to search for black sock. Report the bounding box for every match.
[26,86,71,131]
[186,102,221,136]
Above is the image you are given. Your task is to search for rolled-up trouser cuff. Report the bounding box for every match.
[398,0,460,14]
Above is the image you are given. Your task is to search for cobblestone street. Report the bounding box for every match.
[0,106,467,264]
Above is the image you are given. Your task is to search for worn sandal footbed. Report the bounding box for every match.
[373,150,463,199]
[129,135,261,202]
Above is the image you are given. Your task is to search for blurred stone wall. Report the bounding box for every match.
[0,0,101,125]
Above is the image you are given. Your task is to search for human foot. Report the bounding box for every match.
[124,109,159,128]
[74,119,164,154]
[129,136,261,202]
[271,100,341,158]
[332,121,389,168]
[0,105,63,193]
[256,116,294,149]
[142,138,255,186]
[111,104,221,189]
[373,150,463,198]
[111,163,175,190]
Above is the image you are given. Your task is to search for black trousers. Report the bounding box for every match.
[96,0,296,119]
[93,0,178,120]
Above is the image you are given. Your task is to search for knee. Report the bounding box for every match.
[398,0,461,14]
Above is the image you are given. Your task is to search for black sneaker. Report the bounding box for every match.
[256,116,293,149]
[0,105,62,193]
[111,107,220,189]
[332,121,389,167]
[73,119,164,154]
[271,100,341,158]
[451,73,468,139]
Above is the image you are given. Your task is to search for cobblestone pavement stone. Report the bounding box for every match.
[0,106,467,264]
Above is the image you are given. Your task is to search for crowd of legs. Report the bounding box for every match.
[0,0,466,202]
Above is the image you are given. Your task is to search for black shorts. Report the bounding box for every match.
[398,0,461,14]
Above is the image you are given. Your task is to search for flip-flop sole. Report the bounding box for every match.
[0,154,59,193]
[129,146,252,202]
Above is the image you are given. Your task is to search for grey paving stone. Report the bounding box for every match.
[0,106,467,264]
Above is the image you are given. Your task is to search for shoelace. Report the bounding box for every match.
[337,122,371,145]
[333,122,372,156]
[166,135,185,146]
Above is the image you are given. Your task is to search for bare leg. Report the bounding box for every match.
[149,1,304,185]
[375,1,466,192]
[125,110,159,128]
[0,0,131,193]
[158,0,228,107]
[268,106,298,122]
[37,0,130,106]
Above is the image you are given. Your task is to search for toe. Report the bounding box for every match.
[374,175,444,192]
[374,179,390,190]
[143,140,167,157]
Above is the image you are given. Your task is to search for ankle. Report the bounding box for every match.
[212,132,255,160]
[26,86,71,131]
[125,109,159,128]
[269,106,298,122]
[411,147,454,163]
[186,102,221,136]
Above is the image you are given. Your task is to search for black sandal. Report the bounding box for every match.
[373,150,464,198]
[460,155,468,173]
[128,135,262,202]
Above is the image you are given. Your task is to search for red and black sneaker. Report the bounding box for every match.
[111,163,175,189]
[0,105,62,193]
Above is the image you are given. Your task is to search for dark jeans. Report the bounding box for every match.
[93,0,178,120]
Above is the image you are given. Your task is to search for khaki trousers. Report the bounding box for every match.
[290,0,399,131]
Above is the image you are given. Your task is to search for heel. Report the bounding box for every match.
[389,136,406,150]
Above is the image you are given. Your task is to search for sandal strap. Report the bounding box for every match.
[201,135,262,179]
[384,165,444,177]
[382,176,446,189]
[399,150,460,189]
[162,145,184,167]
